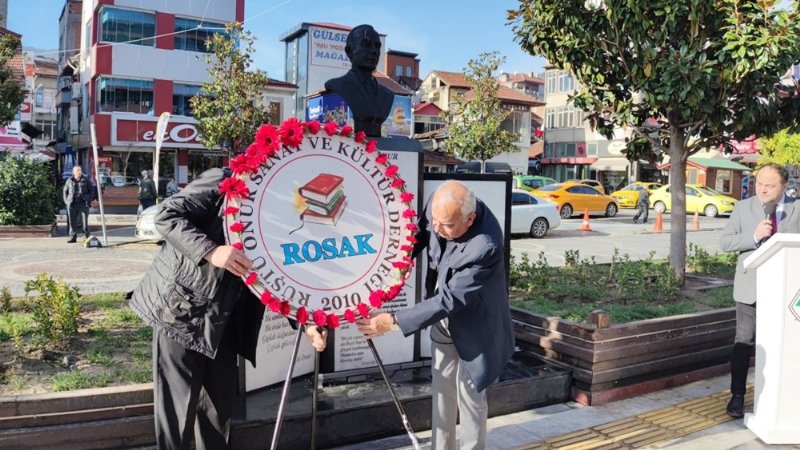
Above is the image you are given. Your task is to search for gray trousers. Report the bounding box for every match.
[430,325,488,450]
[153,330,237,450]
[730,302,756,395]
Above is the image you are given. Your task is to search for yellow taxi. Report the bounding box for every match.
[531,182,620,219]
[610,182,663,208]
[649,184,737,217]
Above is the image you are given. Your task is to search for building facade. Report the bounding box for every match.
[385,49,421,91]
[75,0,244,188]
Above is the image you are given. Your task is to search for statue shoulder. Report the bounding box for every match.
[324,72,354,92]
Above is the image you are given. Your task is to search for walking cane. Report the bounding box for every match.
[365,338,421,450]
[310,329,321,449]
[270,326,304,450]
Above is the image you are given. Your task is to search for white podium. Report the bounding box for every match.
[742,234,800,444]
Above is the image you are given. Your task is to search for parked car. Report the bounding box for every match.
[510,189,561,238]
[611,182,664,208]
[532,182,619,219]
[649,184,737,217]
[565,179,606,194]
[111,175,138,187]
[512,175,557,192]
[135,205,162,240]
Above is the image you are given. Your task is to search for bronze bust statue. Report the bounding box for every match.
[324,24,394,137]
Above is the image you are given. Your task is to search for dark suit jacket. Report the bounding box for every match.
[395,199,515,392]
[720,195,800,304]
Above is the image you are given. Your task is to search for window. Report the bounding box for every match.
[587,142,598,156]
[267,100,281,124]
[558,71,574,92]
[715,170,732,193]
[512,192,531,205]
[688,169,698,184]
[395,64,403,77]
[406,66,412,77]
[100,7,155,46]
[96,77,154,114]
[172,84,202,116]
[35,87,44,107]
[557,107,574,128]
[545,109,556,129]
[546,71,557,94]
[174,18,227,53]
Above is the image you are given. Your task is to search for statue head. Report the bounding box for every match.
[345,25,381,73]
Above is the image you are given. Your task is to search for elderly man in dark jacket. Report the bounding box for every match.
[130,168,326,450]
[358,180,514,450]
[62,165,95,243]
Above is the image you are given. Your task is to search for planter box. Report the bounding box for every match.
[0,224,55,238]
[512,306,736,405]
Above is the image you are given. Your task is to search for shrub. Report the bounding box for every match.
[0,154,60,225]
[1,286,11,313]
[687,243,737,279]
[23,274,82,350]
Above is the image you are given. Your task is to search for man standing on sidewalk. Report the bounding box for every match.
[720,163,800,418]
[62,165,94,243]
[633,186,650,223]
[138,169,157,211]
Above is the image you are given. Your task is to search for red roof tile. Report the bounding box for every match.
[267,78,298,89]
[431,70,470,88]
[506,73,544,84]
[529,141,544,158]
[374,71,412,95]
[413,102,443,116]
[463,86,545,106]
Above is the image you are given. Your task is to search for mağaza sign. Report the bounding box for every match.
[222,118,417,328]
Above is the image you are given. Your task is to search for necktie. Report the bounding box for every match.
[771,213,778,234]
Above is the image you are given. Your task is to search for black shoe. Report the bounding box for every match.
[642,220,648,223]
[726,394,745,418]
[67,236,77,243]
[633,218,638,223]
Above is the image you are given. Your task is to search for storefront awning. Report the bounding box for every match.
[0,135,29,151]
[590,157,629,171]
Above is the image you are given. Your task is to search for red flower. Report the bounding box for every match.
[255,124,281,155]
[230,154,255,175]
[328,313,340,328]
[391,178,406,189]
[392,260,408,269]
[385,164,399,177]
[406,223,419,233]
[244,272,258,286]
[369,290,386,308]
[402,208,416,219]
[344,309,356,323]
[340,124,353,137]
[324,121,338,136]
[313,309,328,327]
[365,140,377,153]
[219,177,250,200]
[296,306,309,324]
[231,242,244,251]
[387,285,401,299]
[229,222,245,233]
[355,131,367,143]
[224,206,239,215]
[400,192,415,203]
[407,235,418,245]
[375,153,388,165]
[279,117,305,148]
[400,244,413,253]
[305,120,321,134]
[245,142,267,166]
[260,291,273,306]
[280,300,291,316]
[357,303,370,318]
[268,298,281,313]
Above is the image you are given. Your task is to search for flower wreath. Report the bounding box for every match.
[219,117,418,329]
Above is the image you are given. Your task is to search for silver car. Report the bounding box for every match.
[135,205,162,240]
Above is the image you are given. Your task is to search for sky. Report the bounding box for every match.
[7,0,546,80]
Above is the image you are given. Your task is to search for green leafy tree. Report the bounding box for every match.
[0,33,26,126]
[446,51,517,173]
[0,155,59,225]
[758,128,800,165]
[190,22,270,157]
[510,0,800,283]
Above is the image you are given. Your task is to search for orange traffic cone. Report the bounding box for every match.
[692,210,700,230]
[654,211,664,233]
[581,209,592,232]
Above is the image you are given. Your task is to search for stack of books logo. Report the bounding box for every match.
[299,173,347,226]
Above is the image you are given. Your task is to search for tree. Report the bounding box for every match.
[510,0,800,283]
[0,155,60,225]
[446,51,517,173]
[190,22,270,157]
[758,128,800,166]
[0,33,26,126]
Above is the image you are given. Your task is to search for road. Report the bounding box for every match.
[0,208,730,296]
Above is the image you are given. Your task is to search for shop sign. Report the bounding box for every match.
[112,118,206,149]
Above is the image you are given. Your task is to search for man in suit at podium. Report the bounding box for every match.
[720,163,800,418]
[324,24,394,137]
[357,180,515,450]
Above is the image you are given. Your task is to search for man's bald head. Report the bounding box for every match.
[431,180,477,240]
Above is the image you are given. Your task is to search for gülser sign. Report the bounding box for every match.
[112,118,205,148]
